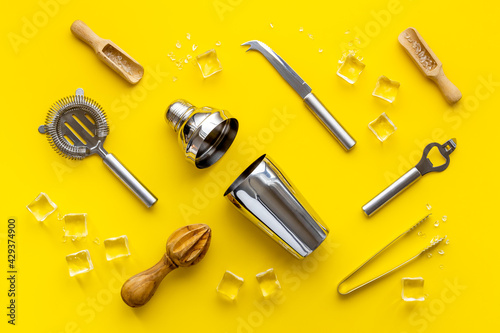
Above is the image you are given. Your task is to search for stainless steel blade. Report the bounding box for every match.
[242,40,312,99]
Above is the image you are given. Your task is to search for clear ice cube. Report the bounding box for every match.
[372,75,400,103]
[401,277,425,301]
[196,49,223,78]
[256,268,281,298]
[216,271,244,301]
[337,54,365,84]
[26,192,57,221]
[103,235,130,261]
[368,113,397,142]
[66,250,93,277]
[61,213,88,239]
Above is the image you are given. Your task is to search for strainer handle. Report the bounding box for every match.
[102,153,158,208]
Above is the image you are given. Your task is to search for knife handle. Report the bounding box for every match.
[303,93,356,151]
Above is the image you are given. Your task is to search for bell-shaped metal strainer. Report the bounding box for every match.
[38,88,157,208]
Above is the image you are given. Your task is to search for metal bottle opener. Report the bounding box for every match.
[362,139,457,216]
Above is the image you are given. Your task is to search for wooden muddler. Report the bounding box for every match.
[121,224,211,307]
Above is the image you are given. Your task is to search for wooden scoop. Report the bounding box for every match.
[398,27,461,104]
[121,224,211,307]
[70,20,144,84]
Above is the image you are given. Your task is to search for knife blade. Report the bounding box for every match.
[242,40,356,151]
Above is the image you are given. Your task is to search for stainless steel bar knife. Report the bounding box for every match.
[242,40,356,151]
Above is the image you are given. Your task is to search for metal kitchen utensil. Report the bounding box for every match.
[165,99,239,169]
[362,139,457,217]
[38,88,157,208]
[224,154,329,259]
[242,40,356,151]
[337,214,445,295]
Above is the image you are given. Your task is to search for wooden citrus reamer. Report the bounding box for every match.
[398,27,462,104]
[70,20,144,84]
[121,224,211,307]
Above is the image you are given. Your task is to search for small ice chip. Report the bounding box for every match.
[26,192,57,221]
[216,271,244,301]
[402,277,425,302]
[103,236,130,261]
[256,268,281,298]
[61,213,88,239]
[337,55,365,84]
[372,75,400,103]
[368,113,397,142]
[66,250,93,277]
[196,49,223,78]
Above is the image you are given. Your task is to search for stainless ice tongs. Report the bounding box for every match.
[337,214,446,295]
[363,139,457,217]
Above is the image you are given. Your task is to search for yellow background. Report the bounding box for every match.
[1,0,499,332]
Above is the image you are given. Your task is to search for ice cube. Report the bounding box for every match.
[66,250,93,277]
[337,54,365,84]
[196,49,223,78]
[256,268,281,298]
[401,277,425,301]
[26,192,57,221]
[103,235,130,261]
[368,113,397,142]
[61,214,87,239]
[372,75,400,103]
[216,271,244,301]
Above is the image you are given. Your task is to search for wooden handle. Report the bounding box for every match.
[121,224,211,308]
[70,20,104,52]
[433,69,462,104]
[121,254,177,307]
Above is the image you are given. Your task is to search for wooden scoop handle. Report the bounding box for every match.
[70,20,105,52]
[432,69,462,104]
[121,254,177,307]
